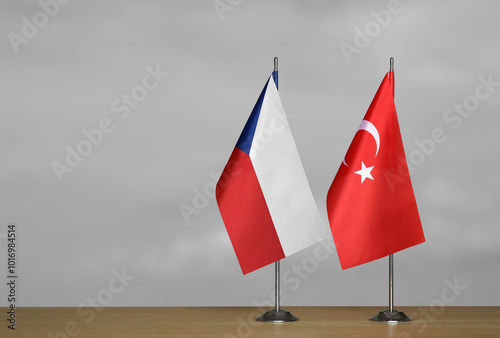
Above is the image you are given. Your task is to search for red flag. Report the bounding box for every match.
[326,70,425,269]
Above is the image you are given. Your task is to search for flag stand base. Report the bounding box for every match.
[369,309,412,323]
[256,309,298,323]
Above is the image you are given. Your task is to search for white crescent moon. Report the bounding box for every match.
[342,120,380,166]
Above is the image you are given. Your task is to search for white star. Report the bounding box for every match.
[354,161,374,184]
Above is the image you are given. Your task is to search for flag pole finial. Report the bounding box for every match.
[274,57,278,72]
[390,57,394,71]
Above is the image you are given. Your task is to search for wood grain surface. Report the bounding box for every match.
[1,306,499,337]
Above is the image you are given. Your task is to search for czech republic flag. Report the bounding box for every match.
[216,74,325,274]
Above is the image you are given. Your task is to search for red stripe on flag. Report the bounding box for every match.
[216,147,285,274]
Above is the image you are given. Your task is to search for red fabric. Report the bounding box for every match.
[216,147,285,274]
[327,71,425,269]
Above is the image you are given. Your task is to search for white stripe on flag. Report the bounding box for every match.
[249,78,325,256]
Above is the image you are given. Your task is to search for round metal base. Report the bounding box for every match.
[256,309,298,323]
[370,309,412,323]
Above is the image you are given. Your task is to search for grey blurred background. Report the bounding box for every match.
[0,0,498,308]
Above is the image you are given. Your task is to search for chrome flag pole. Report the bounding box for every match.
[256,57,298,323]
[389,254,394,313]
[370,57,412,323]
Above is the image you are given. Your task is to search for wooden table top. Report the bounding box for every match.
[1,306,499,337]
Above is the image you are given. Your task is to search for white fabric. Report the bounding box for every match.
[249,78,326,256]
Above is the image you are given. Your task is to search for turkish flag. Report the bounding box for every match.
[326,71,425,269]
